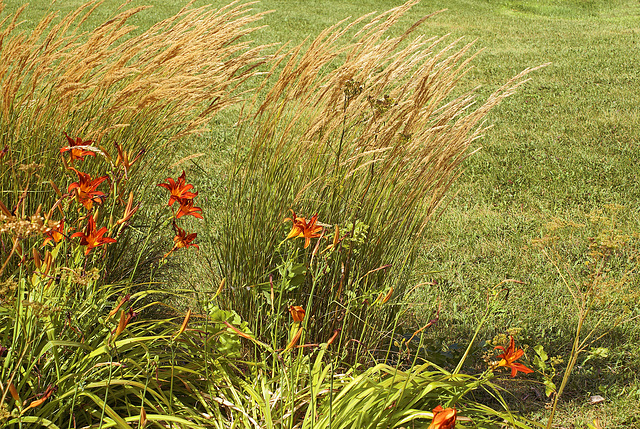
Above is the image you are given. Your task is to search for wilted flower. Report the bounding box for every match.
[428,405,456,429]
[68,169,108,210]
[71,215,116,255]
[60,133,96,162]
[157,171,198,206]
[494,336,534,377]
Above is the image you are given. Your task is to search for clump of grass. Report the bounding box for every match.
[211,0,546,356]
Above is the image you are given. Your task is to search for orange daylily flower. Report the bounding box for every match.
[173,226,199,250]
[60,133,96,162]
[175,198,203,219]
[164,225,199,257]
[285,209,323,249]
[68,169,108,210]
[42,219,65,247]
[157,171,198,206]
[494,336,534,377]
[71,215,116,255]
[289,305,305,323]
[428,405,457,429]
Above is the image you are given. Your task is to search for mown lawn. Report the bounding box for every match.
[3,0,639,426]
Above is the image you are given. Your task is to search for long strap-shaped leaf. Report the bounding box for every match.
[79,391,133,429]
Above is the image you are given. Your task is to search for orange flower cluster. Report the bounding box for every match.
[284,209,323,249]
[158,171,202,219]
[57,133,127,255]
[158,171,202,257]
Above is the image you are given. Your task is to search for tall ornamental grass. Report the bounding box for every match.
[211,0,546,356]
[0,0,266,278]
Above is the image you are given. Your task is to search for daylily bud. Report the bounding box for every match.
[33,248,42,271]
[140,406,147,428]
[327,329,340,346]
[9,382,21,405]
[285,326,304,351]
[174,308,191,339]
